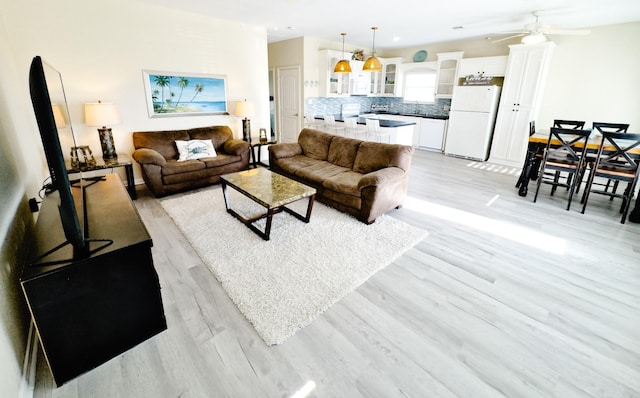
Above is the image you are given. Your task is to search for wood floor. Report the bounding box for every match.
[34,150,640,398]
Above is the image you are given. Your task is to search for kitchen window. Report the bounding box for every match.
[403,69,436,103]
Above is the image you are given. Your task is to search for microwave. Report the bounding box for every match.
[350,76,369,96]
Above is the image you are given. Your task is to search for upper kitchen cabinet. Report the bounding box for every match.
[489,43,556,167]
[435,51,464,98]
[370,58,403,96]
[318,49,350,96]
[455,56,508,82]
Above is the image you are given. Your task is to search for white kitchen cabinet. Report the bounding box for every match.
[369,58,402,96]
[435,52,464,98]
[489,43,556,167]
[455,56,508,82]
[318,49,350,97]
[418,118,447,151]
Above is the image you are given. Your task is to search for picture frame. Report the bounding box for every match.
[142,70,228,118]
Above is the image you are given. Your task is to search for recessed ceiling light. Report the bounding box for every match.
[452,26,464,30]
[287,26,296,30]
[393,36,400,42]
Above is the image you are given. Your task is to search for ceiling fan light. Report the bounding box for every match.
[521,32,547,44]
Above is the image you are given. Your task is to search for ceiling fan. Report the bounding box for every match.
[493,11,591,44]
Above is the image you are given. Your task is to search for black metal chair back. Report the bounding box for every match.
[533,127,592,210]
[592,122,629,134]
[553,119,586,130]
[580,132,640,223]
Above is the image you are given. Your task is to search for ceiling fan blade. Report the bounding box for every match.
[493,33,525,43]
[545,28,591,36]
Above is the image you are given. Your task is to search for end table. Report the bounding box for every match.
[250,140,277,168]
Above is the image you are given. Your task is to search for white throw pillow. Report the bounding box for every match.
[175,139,217,161]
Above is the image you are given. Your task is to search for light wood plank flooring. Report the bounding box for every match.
[34,150,640,398]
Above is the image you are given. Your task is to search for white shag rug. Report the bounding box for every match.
[159,186,427,345]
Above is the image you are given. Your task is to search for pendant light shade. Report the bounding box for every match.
[363,27,382,72]
[334,33,352,73]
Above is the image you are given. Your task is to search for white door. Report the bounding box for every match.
[278,66,301,143]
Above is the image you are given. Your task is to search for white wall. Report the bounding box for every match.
[0,1,270,393]
[2,0,270,183]
[537,22,640,129]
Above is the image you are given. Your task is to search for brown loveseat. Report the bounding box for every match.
[269,128,414,224]
[132,125,250,197]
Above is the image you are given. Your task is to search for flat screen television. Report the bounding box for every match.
[29,56,111,263]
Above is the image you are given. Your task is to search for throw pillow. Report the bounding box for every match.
[175,139,217,161]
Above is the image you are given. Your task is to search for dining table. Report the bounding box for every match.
[515,131,640,223]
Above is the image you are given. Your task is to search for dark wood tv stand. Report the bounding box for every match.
[20,175,167,386]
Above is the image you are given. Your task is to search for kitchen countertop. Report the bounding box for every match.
[368,111,449,120]
[315,114,417,128]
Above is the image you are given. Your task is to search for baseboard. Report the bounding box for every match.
[18,321,38,398]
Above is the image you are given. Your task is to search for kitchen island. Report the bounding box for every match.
[314,114,416,146]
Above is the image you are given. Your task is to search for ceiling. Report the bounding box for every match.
[139,0,640,49]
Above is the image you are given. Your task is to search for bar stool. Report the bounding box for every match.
[344,117,367,140]
[304,115,323,130]
[365,118,390,143]
[323,114,346,135]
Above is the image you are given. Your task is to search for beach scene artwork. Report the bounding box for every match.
[143,70,227,117]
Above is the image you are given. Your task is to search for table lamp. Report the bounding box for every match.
[235,99,254,143]
[84,100,121,159]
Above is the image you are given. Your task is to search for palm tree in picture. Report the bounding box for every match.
[152,89,160,111]
[188,83,204,105]
[153,75,171,111]
[174,77,189,108]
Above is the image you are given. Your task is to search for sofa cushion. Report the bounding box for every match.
[202,153,241,168]
[328,136,361,169]
[322,170,363,197]
[188,126,234,150]
[161,159,206,175]
[353,142,414,174]
[133,130,190,160]
[294,162,350,185]
[298,128,333,161]
[176,139,217,161]
[273,155,324,176]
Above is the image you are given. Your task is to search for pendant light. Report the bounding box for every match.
[363,27,382,72]
[334,33,352,73]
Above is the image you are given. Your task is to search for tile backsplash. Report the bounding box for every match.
[305,96,451,117]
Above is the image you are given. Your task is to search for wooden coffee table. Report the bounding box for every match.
[220,168,316,240]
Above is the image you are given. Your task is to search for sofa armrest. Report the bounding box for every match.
[357,167,406,190]
[268,143,302,159]
[132,148,167,166]
[223,139,250,156]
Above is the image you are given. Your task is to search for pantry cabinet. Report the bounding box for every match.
[489,43,556,167]
[456,56,508,82]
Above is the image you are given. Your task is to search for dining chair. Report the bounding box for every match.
[589,122,631,196]
[553,119,586,130]
[580,131,640,224]
[323,114,346,135]
[516,121,540,193]
[344,117,367,140]
[365,118,390,143]
[533,127,591,210]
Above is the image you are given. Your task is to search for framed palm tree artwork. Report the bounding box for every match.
[142,70,228,117]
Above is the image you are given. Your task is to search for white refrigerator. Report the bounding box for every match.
[444,85,501,161]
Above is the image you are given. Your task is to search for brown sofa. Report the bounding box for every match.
[268,128,414,224]
[132,125,250,197]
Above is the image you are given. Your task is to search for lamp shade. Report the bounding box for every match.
[235,100,254,118]
[84,101,121,127]
[363,56,382,72]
